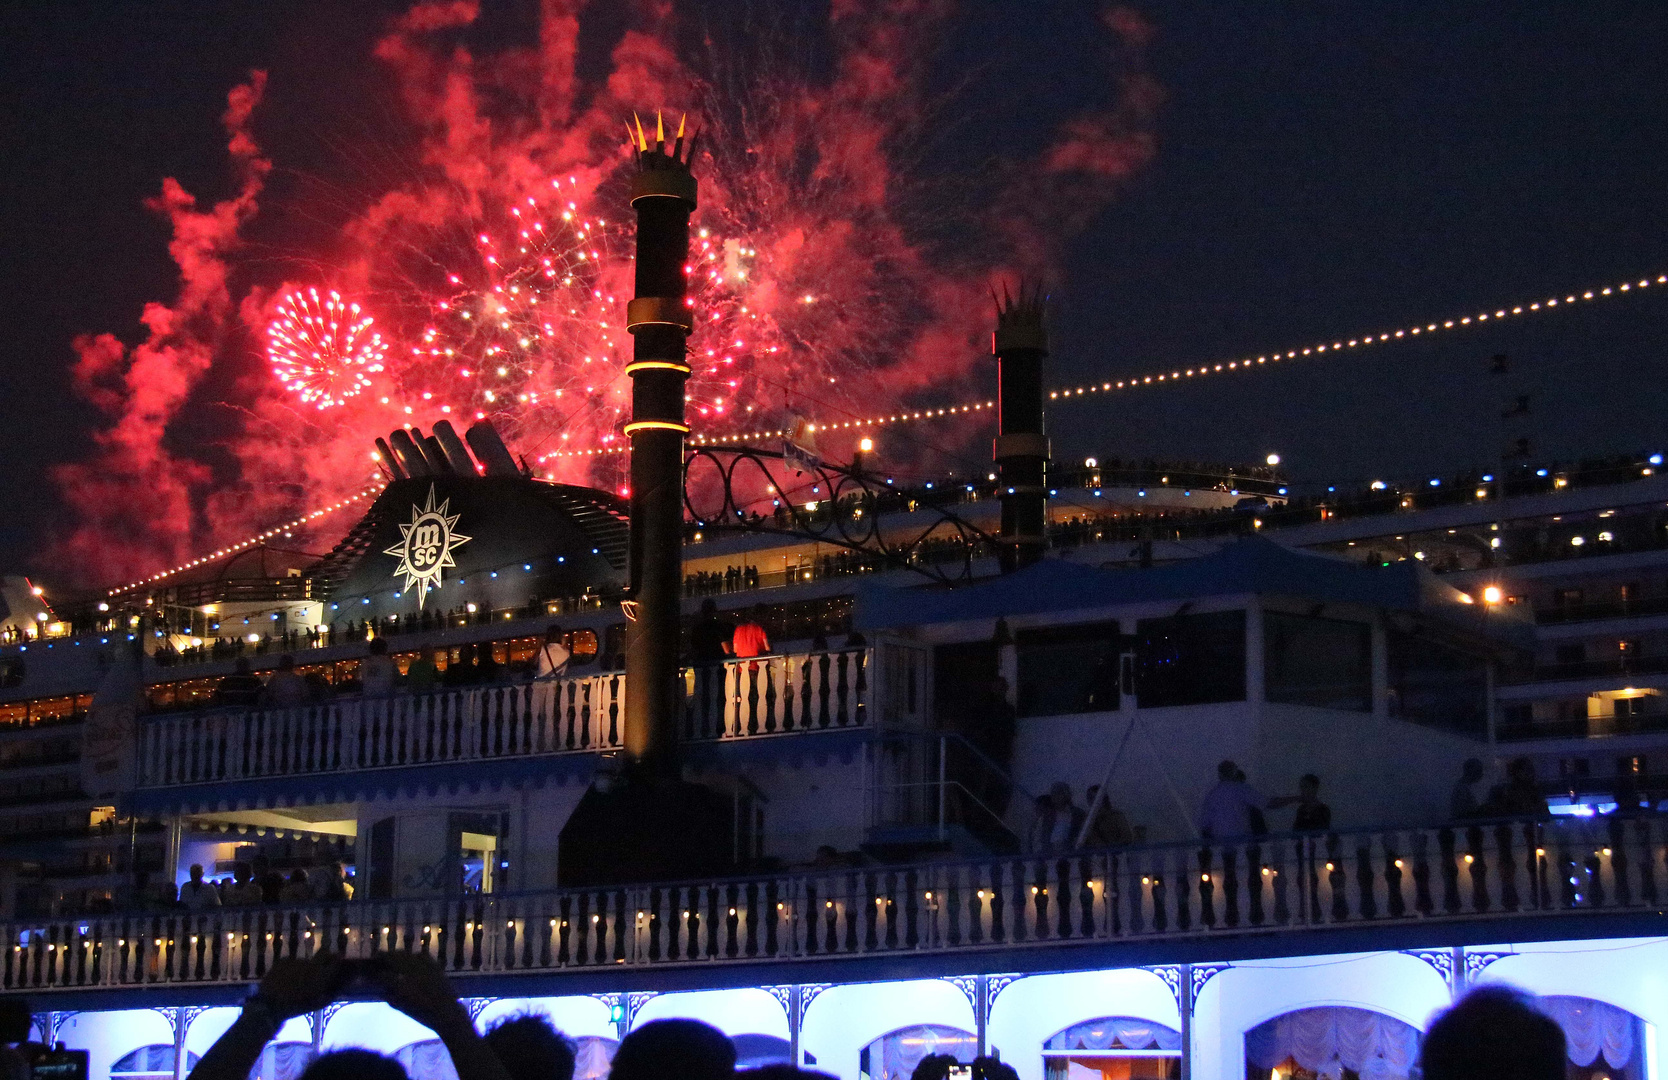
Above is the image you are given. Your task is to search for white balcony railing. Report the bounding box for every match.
[136,675,626,787]
[5,816,1662,992]
[684,648,869,741]
[136,648,877,787]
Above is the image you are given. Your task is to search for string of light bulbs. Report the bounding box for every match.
[539,400,998,460]
[541,269,1667,460]
[109,484,386,595]
[1047,271,1668,402]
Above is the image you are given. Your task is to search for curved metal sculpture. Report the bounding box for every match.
[683,444,1004,585]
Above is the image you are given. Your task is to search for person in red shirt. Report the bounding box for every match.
[729,606,771,658]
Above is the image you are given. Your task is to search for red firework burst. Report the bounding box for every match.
[267,288,387,409]
[394,177,793,468]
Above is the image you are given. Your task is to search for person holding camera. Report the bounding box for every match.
[187,952,510,1080]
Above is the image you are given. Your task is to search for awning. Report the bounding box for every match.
[118,753,599,817]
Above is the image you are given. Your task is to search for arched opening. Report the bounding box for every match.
[1540,996,1649,1080]
[860,1025,977,1080]
[1044,1017,1182,1079]
[249,1042,315,1080]
[111,1047,200,1080]
[1243,1007,1420,1080]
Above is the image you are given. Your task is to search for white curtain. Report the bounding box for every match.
[1244,1007,1419,1080]
[1045,1018,1182,1052]
[1541,996,1637,1070]
[870,1026,977,1080]
[395,1040,459,1080]
[572,1036,617,1080]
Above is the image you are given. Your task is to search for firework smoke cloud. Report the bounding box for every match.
[55,2,1160,585]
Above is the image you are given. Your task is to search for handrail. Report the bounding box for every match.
[5,814,1660,992]
[136,648,875,787]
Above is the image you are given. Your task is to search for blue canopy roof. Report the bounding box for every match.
[855,536,1529,646]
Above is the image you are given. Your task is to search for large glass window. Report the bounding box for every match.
[1136,610,1246,708]
[1265,612,1372,712]
[1387,630,1487,738]
[1017,622,1122,717]
[1243,1007,1419,1080]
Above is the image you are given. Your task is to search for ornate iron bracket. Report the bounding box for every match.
[684,444,1005,585]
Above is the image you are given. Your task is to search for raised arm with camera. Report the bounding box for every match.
[186,952,509,1080]
[188,953,344,1080]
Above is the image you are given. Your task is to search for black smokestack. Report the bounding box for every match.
[623,114,697,764]
[993,284,1049,572]
[388,429,431,478]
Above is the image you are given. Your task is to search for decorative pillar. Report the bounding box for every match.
[1178,964,1193,1080]
[992,285,1049,573]
[623,113,698,765]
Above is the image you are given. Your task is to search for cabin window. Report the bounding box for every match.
[1016,622,1122,716]
[1136,610,1246,708]
[1264,612,1372,712]
[1387,630,1487,738]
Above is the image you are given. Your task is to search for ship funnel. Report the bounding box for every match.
[465,421,521,477]
[431,420,479,475]
[388,429,432,477]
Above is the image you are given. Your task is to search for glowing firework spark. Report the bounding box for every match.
[55,4,1158,582]
[388,177,792,470]
[267,288,387,409]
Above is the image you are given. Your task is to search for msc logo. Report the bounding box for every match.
[384,484,472,608]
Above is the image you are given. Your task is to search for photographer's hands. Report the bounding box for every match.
[188,949,508,1080]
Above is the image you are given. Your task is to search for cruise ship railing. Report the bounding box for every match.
[684,649,870,741]
[6,815,1660,991]
[137,647,877,785]
[135,676,626,786]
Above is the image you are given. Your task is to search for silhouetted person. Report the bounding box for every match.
[475,643,502,683]
[406,645,440,693]
[264,654,309,707]
[610,1020,735,1080]
[445,644,479,686]
[1419,985,1565,1080]
[1451,758,1485,820]
[534,625,571,680]
[731,606,771,659]
[298,1051,406,1080]
[1289,773,1332,832]
[217,658,262,706]
[483,1013,576,1080]
[252,853,284,904]
[737,1068,836,1080]
[1083,784,1134,846]
[1501,756,1550,818]
[180,863,221,911]
[360,638,396,698]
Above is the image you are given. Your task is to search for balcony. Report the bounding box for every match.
[3,815,1661,993]
[1517,654,1668,684]
[1535,595,1668,625]
[137,647,875,787]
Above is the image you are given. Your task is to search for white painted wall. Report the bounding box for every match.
[320,1001,438,1054]
[475,995,615,1041]
[52,1009,174,1080]
[1471,936,1668,1064]
[632,988,789,1038]
[986,969,1181,1080]
[1010,701,1481,843]
[800,979,975,1078]
[1194,952,1450,1080]
[739,756,870,863]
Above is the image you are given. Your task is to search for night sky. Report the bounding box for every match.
[2,1,1665,580]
